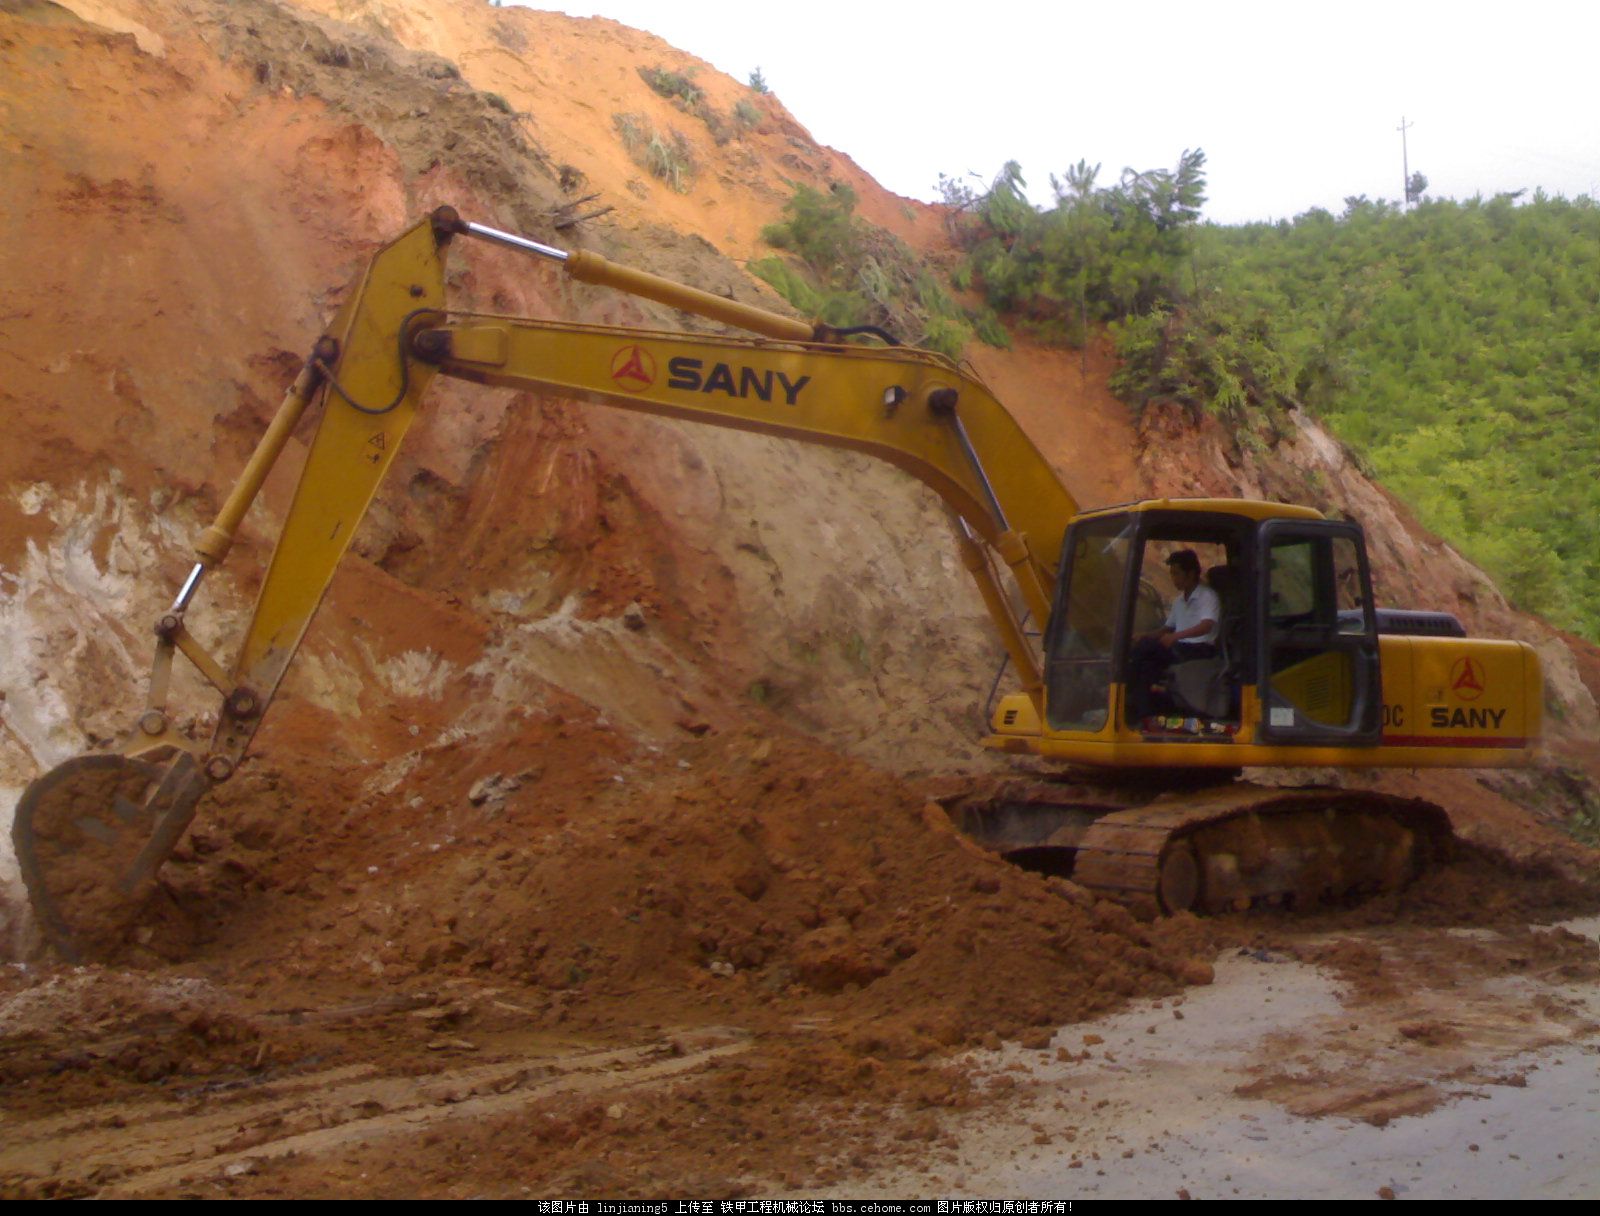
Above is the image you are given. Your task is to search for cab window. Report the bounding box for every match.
[1045,517,1136,731]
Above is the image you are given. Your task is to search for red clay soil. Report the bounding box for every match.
[965,334,1137,512]
[133,714,1221,1042]
[1,707,1225,1198]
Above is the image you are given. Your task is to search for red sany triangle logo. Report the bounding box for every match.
[610,344,655,392]
[1449,656,1484,702]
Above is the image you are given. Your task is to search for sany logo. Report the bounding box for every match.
[1449,656,1485,702]
[610,345,655,392]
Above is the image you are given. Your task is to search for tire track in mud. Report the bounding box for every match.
[0,1030,750,1195]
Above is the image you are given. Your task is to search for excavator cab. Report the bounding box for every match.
[1018,501,1386,765]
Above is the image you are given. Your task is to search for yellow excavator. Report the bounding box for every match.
[12,209,1543,958]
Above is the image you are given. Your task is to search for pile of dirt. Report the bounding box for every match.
[0,969,274,1113]
[132,711,1217,1050]
[0,704,1222,1198]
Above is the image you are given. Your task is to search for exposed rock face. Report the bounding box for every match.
[0,0,1004,930]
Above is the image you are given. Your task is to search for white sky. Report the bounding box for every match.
[525,0,1600,224]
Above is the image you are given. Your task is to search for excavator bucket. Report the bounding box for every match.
[11,749,210,961]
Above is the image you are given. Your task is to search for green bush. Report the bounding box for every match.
[646,133,693,191]
[613,113,694,192]
[752,184,1007,359]
[1108,298,1294,436]
[948,150,1293,430]
[953,152,1207,327]
[613,111,642,146]
[733,98,761,129]
[969,306,1011,350]
[639,64,736,144]
[638,65,701,106]
[747,257,867,328]
[761,185,864,275]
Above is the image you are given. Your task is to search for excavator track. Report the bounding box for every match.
[941,778,1454,918]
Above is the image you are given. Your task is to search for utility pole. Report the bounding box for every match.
[1397,116,1414,208]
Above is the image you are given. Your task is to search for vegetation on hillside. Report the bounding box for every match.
[1196,194,1600,636]
[612,112,695,191]
[638,64,751,144]
[942,150,1598,638]
[943,154,1205,328]
[750,184,1007,360]
[942,152,1298,437]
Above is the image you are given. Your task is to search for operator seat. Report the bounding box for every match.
[1168,564,1245,720]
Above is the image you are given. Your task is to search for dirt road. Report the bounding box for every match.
[4,907,1596,1199]
[825,916,1600,1200]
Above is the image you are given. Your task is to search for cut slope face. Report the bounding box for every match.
[293,0,954,262]
[0,0,1008,796]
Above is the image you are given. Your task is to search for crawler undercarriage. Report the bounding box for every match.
[941,776,1454,917]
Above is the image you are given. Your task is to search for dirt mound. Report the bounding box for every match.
[1276,841,1600,935]
[0,969,274,1114]
[1377,844,1600,927]
[130,715,1215,1050]
[0,713,1222,1198]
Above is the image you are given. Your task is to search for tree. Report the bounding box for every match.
[953,149,1209,328]
[1406,171,1429,205]
[1053,159,1101,373]
[748,66,769,93]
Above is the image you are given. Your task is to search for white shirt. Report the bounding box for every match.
[1165,584,1220,645]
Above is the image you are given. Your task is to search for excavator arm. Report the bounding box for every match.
[13,208,1077,958]
[214,208,1076,768]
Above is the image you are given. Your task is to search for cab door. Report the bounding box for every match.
[1042,513,1139,733]
[1255,519,1382,746]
